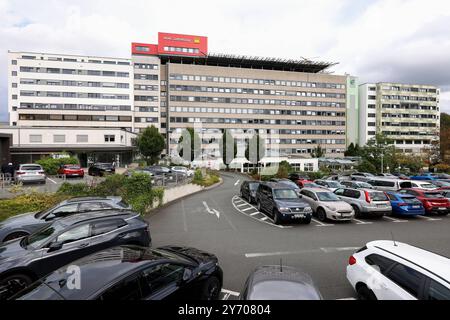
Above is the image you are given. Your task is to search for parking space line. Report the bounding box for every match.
[236,203,248,208]
[311,218,335,227]
[47,178,57,184]
[416,215,442,221]
[221,289,240,300]
[383,216,408,223]
[250,212,261,216]
[352,218,373,225]
[242,207,256,212]
[260,217,269,221]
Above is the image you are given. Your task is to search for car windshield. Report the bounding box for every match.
[21,165,42,171]
[273,189,298,199]
[436,181,450,187]
[358,182,373,188]
[280,181,299,189]
[420,183,437,189]
[65,165,80,169]
[34,205,58,219]
[249,183,260,191]
[22,224,65,249]
[305,183,320,188]
[369,191,388,201]
[326,181,342,188]
[400,196,421,204]
[317,192,340,202]
[423,192,444,199]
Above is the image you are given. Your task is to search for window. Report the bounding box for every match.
[52,204,80,216]
[139,263,186,298]
[91,219,126,236]
[30,135,42,143]
[12,83,17,88]
[365,254,396,274]
[12,60,17,65]
[100,275,141,300]
[78,202,104,212]
[427,280,450,300]
[386,263,424,298]
[56,224,90,245]
[76,135,88,143]
[12,71,17,76]
[53,135,65,143]
[105,135,116,143]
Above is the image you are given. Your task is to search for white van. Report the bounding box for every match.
[367,178,413,191]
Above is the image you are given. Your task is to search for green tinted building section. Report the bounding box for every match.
[346,76,359,146]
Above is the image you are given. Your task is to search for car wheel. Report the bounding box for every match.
[317,208,327,222]
[273,209,281,225]
[356,284,377,300]
[3,231,29,243]
[200,276,221,300]
[0,273,33,300]
[352,205,361,218]
[258,201,263,213]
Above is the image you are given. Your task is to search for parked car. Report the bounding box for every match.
[299,188,354,222]
[409,173,438,181]
[375,173,397,179]
[409,181,438,190]
[57,165,84,178]
[441,190,450,199]
[0,210,151,300]
[269,179,301,194]
[88,163,115,177]
[145,166,178,184]
[341,181,374,190]
[350,172,375,182]
[392,173,410,180]
[13,245,223,301]
[367,178,413,191]
[385,192,425,217]
[324,174,352,182]
[171,166,194,177]
[288,173,310,183]
[314,180,344,192]
[431,180,450,190]
[0,197,131,243]
[347,241,450,300]
[256,182,312,225]
[334,188,391,218]
[431,173,450,180]
[397,189,450,215]
[240,181,260,204]
[14,164,46,184]
[297,181,323,189]
[241,266,322,300]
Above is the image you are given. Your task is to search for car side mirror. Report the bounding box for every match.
[47,242,63,253]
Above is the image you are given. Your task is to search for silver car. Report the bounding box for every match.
[334,188,392,218]
[300,187,355,222]
[14,164,46,184]
[341,181,374,190]
[350,172,376,182]
[314,180,345,192]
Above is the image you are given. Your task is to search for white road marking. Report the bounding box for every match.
[250,212,261,216]
[234,180,241,186]
[203,201,220,219]
[221,289,240,296]
[236,203,249,208]
[213,209,220,219]
[181,200,188,232]
[242,207,256,212]
[47,178,57,184]
[352,218,373,225]
[261,217,269,221]
[415,215,442,221]
[383,216,407,223]
[245,247,359,258]
[337,297,357,300]
[312,218,335,227]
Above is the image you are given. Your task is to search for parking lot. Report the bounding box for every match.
[147,172,450,300]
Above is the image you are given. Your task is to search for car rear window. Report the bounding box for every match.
[21,165,42,171]
[249,183,259,191]
[65,165,81,169]
[369,191,389,201]
[399,195,420,204]
[423,192,444,199]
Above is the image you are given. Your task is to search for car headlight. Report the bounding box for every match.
[304,207,313,213]
[278,207,290,212]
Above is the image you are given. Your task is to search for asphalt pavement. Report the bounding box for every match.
[146,172,450,300]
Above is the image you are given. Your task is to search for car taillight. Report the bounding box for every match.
[38,171,45,174]
[364,191,371,204]
[349,256,357,265]
[16,171,25,175]
[422,200,432,208]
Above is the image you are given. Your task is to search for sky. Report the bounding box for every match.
[1,0,450,122]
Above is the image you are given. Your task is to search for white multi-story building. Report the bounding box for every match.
[359,83,440,154]
[8,51,134,130]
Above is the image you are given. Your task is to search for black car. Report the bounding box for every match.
[13,245,223,300]
[241,266,322,300]
[0,210,151,300]
[240,181,260,204]
[255,182,312,225]
[0,197,131,243]
[88,163,115,177]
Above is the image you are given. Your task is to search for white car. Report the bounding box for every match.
[347,240,450,300]
[171,166,194,177]
[410,181,439,190]
[14,164,46,184]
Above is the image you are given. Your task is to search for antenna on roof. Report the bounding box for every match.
[391,231,398,247]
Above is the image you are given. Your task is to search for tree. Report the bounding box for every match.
[135,126,165,165]
[245,131,266,164]
[311,145,325,158]
[359,133,395,173]
[177,127,201,162]
[345,143,361,157]
[219,129,237,169]
[357,159,377,174]
[276,161,292,179]
[440,113,450,164]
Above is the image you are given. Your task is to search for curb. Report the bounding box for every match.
[145,177,224,219]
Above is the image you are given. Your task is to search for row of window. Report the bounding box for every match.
[19,114,133,122]
[170,95,345,108]
[135,96,159,102]
[136,107,159,113]
[18,103,131,111]
[382,113,438,119]
[382,86,437,93]
[19,91,130,100]
[382,131,438,136]
[135,117,159,123]
[18,79,130,89]
[29,134,120,144]
[394,140,432,145]
[381,122,437,128]
[134,84,158,91]
[134,63,158,70]
[381,104,438,111]
[13,57,130,65]
[169,85,346,99]
[18,67,129,77]
[163,46,200,54]
[382,95,437,102]
[169,117,346,126]
[169,128,345,136]
[169,74,346,89]
[278,139,346,145]
[169,106,345,117]
[134,74,159,81]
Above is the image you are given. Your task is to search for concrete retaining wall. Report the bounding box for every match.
[162,183,204,205]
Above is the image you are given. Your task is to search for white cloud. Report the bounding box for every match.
[1,0,449,121]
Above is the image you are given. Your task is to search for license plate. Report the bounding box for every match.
[412,206,421,209]
[377,205,387,208]
[438,208,446,210]
[294,214,305,218]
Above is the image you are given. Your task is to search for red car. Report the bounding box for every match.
[57,165,85,178]
[398,188,450,215]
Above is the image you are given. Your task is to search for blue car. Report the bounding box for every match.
[386,192,425,216]
[409,173,437,181]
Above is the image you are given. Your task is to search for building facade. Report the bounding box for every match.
[359,83,440,154]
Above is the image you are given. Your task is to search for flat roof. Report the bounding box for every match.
[160,53,337,73]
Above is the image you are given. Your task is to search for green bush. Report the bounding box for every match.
[57,182,91,197]
[192,170,221,187]
[0,192,69,222]
[122,173,153,201]
[91,174,127,197]
[36,157,79,175]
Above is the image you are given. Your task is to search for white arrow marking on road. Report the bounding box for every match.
[234,180,241,186]
[213,209,220,219]
[203,201,220,219]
